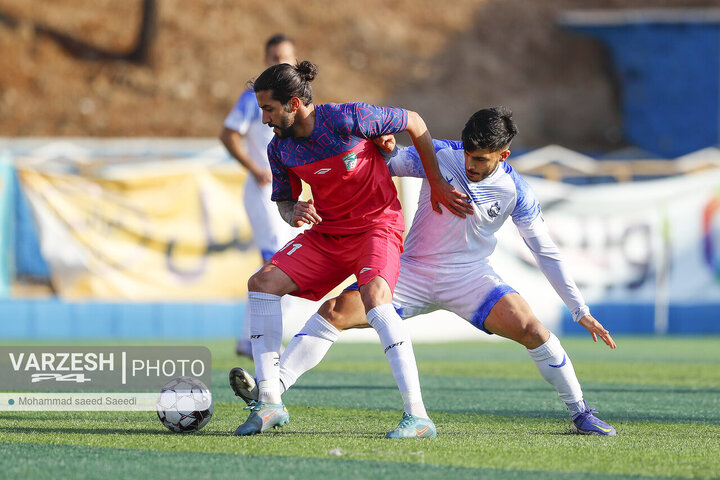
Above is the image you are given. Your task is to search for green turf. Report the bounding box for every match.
[2,336,719,479]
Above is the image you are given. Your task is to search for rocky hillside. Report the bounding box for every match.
[0,0,714,151]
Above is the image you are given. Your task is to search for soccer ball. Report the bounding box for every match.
[156,376,214,433]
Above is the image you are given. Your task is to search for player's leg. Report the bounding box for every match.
[230,290,367,405]
[482,293,616,435]
[236,179,295,357]
[236,230,354,435]
[232,259,437,404]
[359,276,435,438]
[354,227,435,438]
[279,290,367,392]
[356,240,436,438]
[234,262,297,436]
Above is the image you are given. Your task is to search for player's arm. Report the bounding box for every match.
[405,112,473,217]
[268,144,316,227]
[277,199,322,228]
[374,137,463,178]
[510,172,615,348]
[219,127,272,186]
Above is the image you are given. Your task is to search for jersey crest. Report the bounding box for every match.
[487,201,501,218]
[343,152,358,170]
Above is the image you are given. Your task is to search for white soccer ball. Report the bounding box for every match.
[156,376,214,433]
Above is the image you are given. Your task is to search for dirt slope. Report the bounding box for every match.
[0,0,715,150]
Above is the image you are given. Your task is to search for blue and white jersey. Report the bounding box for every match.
[389,140,546,266]
[224,88,274,170]
[387,140,589,321]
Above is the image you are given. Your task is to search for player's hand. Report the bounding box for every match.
[252,168,273,187]
[292,198,322,227]
[430,179,473,217]
[372,134,396,153]
[579,314,616,349]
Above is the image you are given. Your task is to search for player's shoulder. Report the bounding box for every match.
[500,162,540,212]
[235,87,258,107]
[316,103,358,134]
[435,142,464,167]
[229,87,260,117]
[501,162,527,188]
[316,102,368,117]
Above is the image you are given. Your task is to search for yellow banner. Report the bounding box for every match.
[18,165,262,300]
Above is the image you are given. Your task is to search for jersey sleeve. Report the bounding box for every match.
[326,103,409,138]
[521,231,590,322]
[268,142,302,202]
[386,139,463,178]
[223,89,259,134]
[508,168,589,321]
[507,167,543,236]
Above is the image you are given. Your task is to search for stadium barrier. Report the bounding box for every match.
[2,138,720,339]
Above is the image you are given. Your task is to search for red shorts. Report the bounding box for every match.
[270,226,403,301]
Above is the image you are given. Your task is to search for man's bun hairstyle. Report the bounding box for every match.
[252,60,318,105]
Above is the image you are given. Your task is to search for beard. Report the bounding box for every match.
[269,115,295,139]
[273,124,294,139]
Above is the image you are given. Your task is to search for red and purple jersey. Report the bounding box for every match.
[268,102,408,235]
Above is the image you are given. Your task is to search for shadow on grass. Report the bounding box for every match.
[0,423,239,437]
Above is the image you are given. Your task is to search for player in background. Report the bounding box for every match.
[219,34,299,357]
[231,107,618,436]
[234,60,473,437]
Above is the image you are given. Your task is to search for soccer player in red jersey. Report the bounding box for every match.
[234,60,473,437]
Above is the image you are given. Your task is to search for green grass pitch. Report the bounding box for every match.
[1,336,719,479]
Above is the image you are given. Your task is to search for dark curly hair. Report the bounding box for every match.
[252,60,317,105]
[461,106,518,152]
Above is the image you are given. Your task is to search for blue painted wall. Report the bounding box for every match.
[1,299,244,339]
[561,303,720,335]
[566,18,720,158]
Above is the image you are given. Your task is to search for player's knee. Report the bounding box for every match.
[517,319,549,349]
[247,270,273,293]
[318,293,366,331]
[318,298,347,330]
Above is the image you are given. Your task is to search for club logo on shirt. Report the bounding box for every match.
[487,201,501,218]
[343,152,358,170]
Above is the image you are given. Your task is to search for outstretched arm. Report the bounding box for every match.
[405,111,473,217]
[578,314,616,348]
[522,230,616,349]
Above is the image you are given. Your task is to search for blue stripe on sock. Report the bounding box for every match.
[470,284,517,334]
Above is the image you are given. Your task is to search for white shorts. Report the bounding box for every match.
[391,257,516,334]
[243,177,297,262]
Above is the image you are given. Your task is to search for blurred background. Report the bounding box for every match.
[1,0,719,342]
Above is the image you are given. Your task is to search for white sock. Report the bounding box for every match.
[367,304,428,418]
[278,313,340,393]
[248,291,283,404]
[526,332,584,414]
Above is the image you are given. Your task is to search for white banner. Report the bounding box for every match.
[489,169,720,316]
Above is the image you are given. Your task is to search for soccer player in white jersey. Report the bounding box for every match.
[220,34,299,357]
[230,106,618,436]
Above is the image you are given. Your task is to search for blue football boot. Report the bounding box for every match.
[572,401,616,436]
